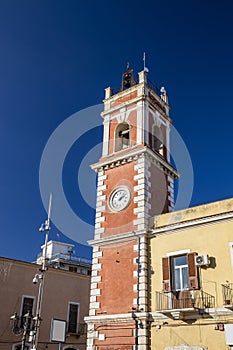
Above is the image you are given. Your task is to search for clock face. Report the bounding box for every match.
[109,186,131,212]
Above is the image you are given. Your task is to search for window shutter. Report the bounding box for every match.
[162,257,171,292]
[187,252,199,289]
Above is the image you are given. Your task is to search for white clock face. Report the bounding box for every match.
[109,186,131,212]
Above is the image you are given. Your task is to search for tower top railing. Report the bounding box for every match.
[106,77,163,100]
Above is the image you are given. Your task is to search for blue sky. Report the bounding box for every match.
[1,0,233,262]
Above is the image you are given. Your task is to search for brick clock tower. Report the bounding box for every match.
[85,67,178,349]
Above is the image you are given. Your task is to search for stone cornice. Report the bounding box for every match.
[88,230,141,247]
[85,312,150,324]
[150,307,233,321]
[145,147,179,179]
[85,308,233,325]
[102,81,170,122]
[102,92,145,117]
[91,146,179,179]
[150,211,233,237]
[103,82,143,105]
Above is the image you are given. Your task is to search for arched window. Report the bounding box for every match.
[115,123,130,152]
[63,347,79,350]
[152,125,164,156]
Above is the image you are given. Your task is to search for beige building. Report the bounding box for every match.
[0,241,91,350]
[149,197,233,350]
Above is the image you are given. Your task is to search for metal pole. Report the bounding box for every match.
[31,193,52,350]
[31,273,44,349]
[21,313,30,350]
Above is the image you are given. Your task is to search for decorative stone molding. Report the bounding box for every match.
[88,229,149,247]
[151,212,233,236]
[91,146,179,181]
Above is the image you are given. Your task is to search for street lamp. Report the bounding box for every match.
[30,193,52,350]
[10,194,52,350]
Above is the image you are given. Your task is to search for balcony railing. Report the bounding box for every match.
[37,252,91,266]
[67,323,87,337]
[155,290,215,311]
[222,283,233,305]
[110,78,161,98]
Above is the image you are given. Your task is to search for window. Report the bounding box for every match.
[171,255,188,291]
[69,266,77,273]
[67,302,79,334]
[162,253,199,292]
[20,296,35,328]
[152,125,164,156]
[115,123,130,152]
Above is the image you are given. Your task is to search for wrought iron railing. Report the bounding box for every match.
[67,323,87,336]
[110,78,161,97]
[222,283,233,305]
[78,323,87,336]
[147,78,162,96]
[155,290,215,311]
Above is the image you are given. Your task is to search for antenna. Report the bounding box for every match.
[39,193,52,232]
[38,192,53,270]
[47,192,52,228]
[143,52,149,73]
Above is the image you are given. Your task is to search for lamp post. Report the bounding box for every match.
[30,193,52,350]
[10,312,32,350]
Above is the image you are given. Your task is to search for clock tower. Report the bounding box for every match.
[85,66,178,350]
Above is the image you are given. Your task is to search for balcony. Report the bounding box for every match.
[67,323,87,337]
[222,283,233,309]
[155,290,215,320]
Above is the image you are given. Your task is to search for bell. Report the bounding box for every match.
[121,65,135,91]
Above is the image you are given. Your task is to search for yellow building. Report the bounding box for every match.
[149,197,233,350]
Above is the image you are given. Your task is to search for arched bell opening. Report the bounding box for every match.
[115,122,130,152]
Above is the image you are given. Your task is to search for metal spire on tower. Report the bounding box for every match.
[143,52,149,72]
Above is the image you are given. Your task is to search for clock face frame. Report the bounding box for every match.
[108,186,131,212]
